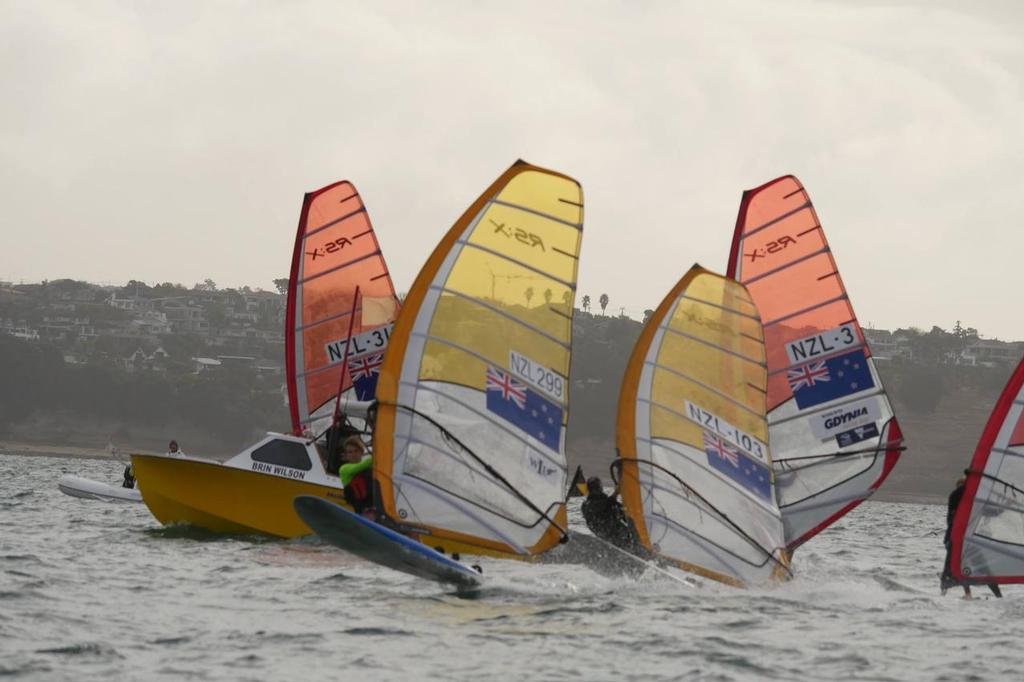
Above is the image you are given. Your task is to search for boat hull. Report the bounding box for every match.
[58,474,142,503]
[131,454,349,537]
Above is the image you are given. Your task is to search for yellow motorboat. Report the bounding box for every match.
[132,433,350,537]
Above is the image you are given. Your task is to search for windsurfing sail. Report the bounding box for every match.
[951,356,1024,584]
[727,175,903,552]
[285,181,400,436]
[616,265,789,587]
[373,160,583,558]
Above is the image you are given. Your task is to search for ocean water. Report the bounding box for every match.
[1,454,1019,682]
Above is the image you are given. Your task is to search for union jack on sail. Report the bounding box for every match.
[787,360,830,392]
[486,366,527,409]
[703,431,740,467]
[348,352,384,400]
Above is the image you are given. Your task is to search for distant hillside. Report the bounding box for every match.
[2,292,1021,503]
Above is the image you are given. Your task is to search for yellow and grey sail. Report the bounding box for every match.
[616,265,789,586]
[373,161,583,558]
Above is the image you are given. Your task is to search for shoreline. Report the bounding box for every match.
[0,442,162,461]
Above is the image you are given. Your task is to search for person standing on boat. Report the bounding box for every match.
[121,463,135,489]
[339,436,374,516]
[941,475,1002,598]
[166,440,185,458]
[581,476,644,555]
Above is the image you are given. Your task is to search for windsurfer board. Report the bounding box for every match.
[293,496,484,589]
[58,474,142,503]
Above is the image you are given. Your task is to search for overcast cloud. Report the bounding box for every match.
[2,1,1022,338]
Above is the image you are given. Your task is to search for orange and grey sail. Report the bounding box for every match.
[285,181,399,436]
[616,265,789,586]
[951,356,1024,584]
[373,161,583,558]
[727,175,903,552]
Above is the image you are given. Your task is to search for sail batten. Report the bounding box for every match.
[285,181,400,435]
[728,175,902,552]
[374,162,582,558]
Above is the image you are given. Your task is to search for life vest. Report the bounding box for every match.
[344,469,373,514]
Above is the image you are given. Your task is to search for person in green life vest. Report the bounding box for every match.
[339,436,374,516]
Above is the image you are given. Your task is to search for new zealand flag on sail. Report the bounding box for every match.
[347,352,384,401]
[786,348,875,410]
[485,366,562,452]
[702,431,771,501]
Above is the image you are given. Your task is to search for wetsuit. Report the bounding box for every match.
[581,490,642,554]
[940,485,963,591]
[340,456,374,515]
[122,464,135,489]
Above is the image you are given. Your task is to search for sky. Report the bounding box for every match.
[2,1,1022,339]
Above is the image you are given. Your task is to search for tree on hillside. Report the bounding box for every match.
[120,280,152,298]
[273,278,289,295]
[599,293,609,315]
[543,288,553,305]
[581,295,591,313]
[524,287,534,306]
[909,326,958,365]
[151,282,189,298]
[951,320,980,359]
[643,309,654,324]
[196,279,217,292]
[205,302,228,334]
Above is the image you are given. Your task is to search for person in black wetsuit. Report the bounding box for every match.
[581,476,644,555]
[941,475,1002,598]
[121,464,135,489]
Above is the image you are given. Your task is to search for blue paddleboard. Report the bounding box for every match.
[293,496,484,588]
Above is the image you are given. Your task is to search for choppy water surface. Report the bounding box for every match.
[2,454,1020,681]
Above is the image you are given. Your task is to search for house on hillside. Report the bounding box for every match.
[107,292,153,312]
[864,328,914,362]
[192,356,222,374]
[959,339,1024,367]
[163,303,209,334]
[0,319,40,341]
[129,310,173,336]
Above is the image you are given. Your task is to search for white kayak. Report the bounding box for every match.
[58,474,142,503]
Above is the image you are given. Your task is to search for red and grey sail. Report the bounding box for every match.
[284,181,399,436]
[727,175,903,552]
[951,357,1024,584]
